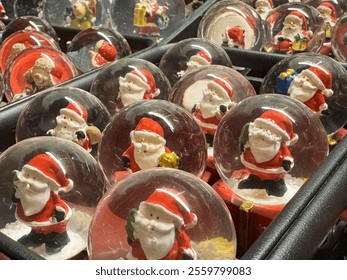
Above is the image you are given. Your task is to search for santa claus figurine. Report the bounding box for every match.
[122,117,180,173]
[222,26,245,49]
[47,97,102,152]
[88,39,117,68]
[273,10,312,54]
[69,0,96,30]
[238,110,298,197]
[287,65,334,115]
[317,2,337,39]
[125,188,197,260]
[255,0,273,20]
[177,49,212,78]
[192,76,236,146]
[117,68,160,110]
[12,153,73,255]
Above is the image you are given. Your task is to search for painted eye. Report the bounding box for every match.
[150,213,153,217]
[156,216,159,220]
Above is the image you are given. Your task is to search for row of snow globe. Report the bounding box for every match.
[1,35,346,260]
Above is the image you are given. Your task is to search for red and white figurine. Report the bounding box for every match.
[125,188,197,260]
[47,97,102,152]
[317,2,337,39]
[88,39,117,68]
[238,110,298,197]
[122,117,179,173]
[255,0,273,20]
[117,68,160,110]
[272,10,312,54]
[222,26,245,49]
[177,49,212,77]
[288,65,334,115]
[12,153,73,255]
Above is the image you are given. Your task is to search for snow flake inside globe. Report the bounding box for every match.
[197,0,265,50]
[259,53,347,134]
[158,37,232,87]
[214,94,328,206]
[88,168,237,260]
[263,3,325,54]
[331,12,347,62]
[90,57,171,115]
[112,0,186,41]
[15,86,111,156]
[97,99,207,185]
[0,137,107,260]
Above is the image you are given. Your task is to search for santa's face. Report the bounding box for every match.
[13,166,51,216]
[132,203,176,259]
[256,1,271,13]
[31,67,53,89]
[288,73,317,102]
[282,16,302,34]
[200,87,228,119]
[119,75,147,107]
[186,57,210,73]
[317,7,332,23]
[248,122,282,163]
[52,111,87,141]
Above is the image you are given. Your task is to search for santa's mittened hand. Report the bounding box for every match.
[239,143,245,152]
[282,160,292,171]
[220,104,227,113]
[181,253,194,260]
[54,210,65,222]
[122,156,131,168]
[75,131,86,140]
[145,12,150,18]
[278,37,284,42]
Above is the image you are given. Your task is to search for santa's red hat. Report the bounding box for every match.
[139,188,197,229]
[130,117,166,144]
[208,76,234,101]
[0,2,7,19]
[189,50,212,65]
[95,40,117,62]
[125,68,160,98]
[300,65,334,97]
[33,57,62,84]
[317,2,337,23]
[23,153,73,192]
[285,10,308,30]
[254,110,298,145]
[255,0,274,8]
[60,97,88,123]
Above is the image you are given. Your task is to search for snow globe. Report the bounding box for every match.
[212,93,328,254]
[88,168,237,260]
[3,46,79,102]
[0,16,58,44]
[66,26,131,73]
[43,0,114,30]
[90,57,171,115]
[263,3,325,54]
[260,53,347,135]
[331,12,347,62]
[197,0,265,51]
[13,0,44,18]
[111,0,186,41]
[0,136,107,259]
[158,37,232,86]
[97,99,207,185]
[0,30,60,75]
[15,87,110,157]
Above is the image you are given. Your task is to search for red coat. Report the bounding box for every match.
[240,143,293,181]
[193,107,220,135]
[303,90,327,113]
[273,30,311,52]
[130,228,193,260]
[15,192,71,234]
[123,143,171,172]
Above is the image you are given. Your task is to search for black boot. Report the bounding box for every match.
[263,179,288,197]
[17,230,46,248]
[238,174,264,190]
[45,232,70,255]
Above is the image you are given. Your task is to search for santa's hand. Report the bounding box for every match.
[282,160,292,171]
[54,209,65,222]
[122,156,131,168]
[277,36,284,42]
[239,143,245,152]
[219,104,227,113]
[145,11,151,18]
[75,130,86,140]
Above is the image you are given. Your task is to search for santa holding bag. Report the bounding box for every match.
[317,2,337,39]
[287,65,334,115]
[255,0,273,20]
[177,49,212,77]
[273,10,312,54]
[192,76,236,145]
[47,97,102,152]
[125,188,197,260]
[122,117,179,173]
[238,110,298,197]
[12,153,73,255]
[89,39,117,68]
[117,68,160,110]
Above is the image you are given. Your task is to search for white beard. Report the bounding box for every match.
[288,79,317,102]
[281,26,302,41]
[134,144,165,170]
[200,89,227,119]
[50,115,87,141]
[119,77,146,107]
[14,171,50,216]
[132,212,175,260]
